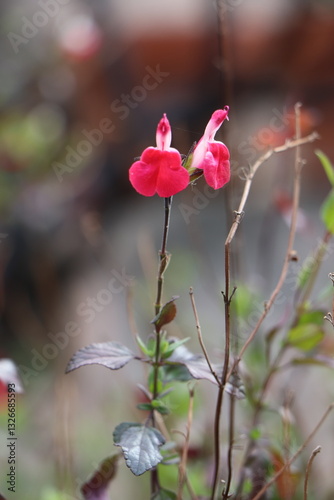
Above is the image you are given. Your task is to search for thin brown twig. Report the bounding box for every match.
[227,103,309,382]
[222,389,236,500]
[210,114,317,500]
[156,415,198,500]
[250,403,333,500]
[189,287,221,384]
[177,386,195,500]
[234,345,287,496]
[296,229,332,307]
[304,446,321,500]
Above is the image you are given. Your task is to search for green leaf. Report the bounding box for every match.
[152,297,178,333]
[321,189,334,234]
[298,310,324,326]
[151,399,170,415]
[136,335,150,356]
[137,403,153,412]
[137,400,170,415]
[65,342,136,373]
[161,337,190,359]
[315,150,334,187]
[151,488,177,500]
[249,428,261,441]
[113,423,165,476]
[287,324,324,351]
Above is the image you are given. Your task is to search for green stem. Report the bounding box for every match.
[150,196,172,496]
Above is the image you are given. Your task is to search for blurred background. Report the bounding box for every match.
[1,0,334,498]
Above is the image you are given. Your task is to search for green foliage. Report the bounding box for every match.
[249,427,262,441]
[287,324,323,351]
[317,149,334,233]
[286,310,325,351]
[321,189,334,234]
[315,150,334,187]
[161,337,190,359]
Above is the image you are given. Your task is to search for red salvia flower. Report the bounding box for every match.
[129,114,189,197]
[191,106,230,189]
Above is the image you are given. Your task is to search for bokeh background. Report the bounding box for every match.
[1,0,334,498]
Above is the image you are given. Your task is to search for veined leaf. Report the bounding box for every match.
[66,342,135,373]
[167,344,220,385]
[113,423,165,476]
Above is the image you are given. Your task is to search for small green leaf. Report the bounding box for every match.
[147,337,157,357]
[152,297,178,333]
[298,310,324,326]
[113,423,165,476]
[321,189,334,234]
[136,335,150,356]
[161,337,190,359]
[287,324,324,351]
[137,403,153,412]
[315,150,334,187]
[151,399,170,415]
[249,427,261,441]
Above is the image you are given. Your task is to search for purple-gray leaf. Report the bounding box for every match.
[66,342,135,373]
[167,344,220,385]
[113,423,165,476]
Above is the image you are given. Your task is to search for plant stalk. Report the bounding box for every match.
[151,196,173,496]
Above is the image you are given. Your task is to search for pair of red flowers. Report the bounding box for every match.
[129,107,230,197]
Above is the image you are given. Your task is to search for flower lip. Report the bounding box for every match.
[129,113,189,197]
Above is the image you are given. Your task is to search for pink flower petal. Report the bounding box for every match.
[129,148,189,197]
[202,142,230,189]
